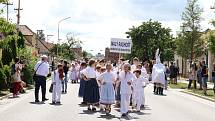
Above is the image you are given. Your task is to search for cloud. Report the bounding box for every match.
[1,0,214,55]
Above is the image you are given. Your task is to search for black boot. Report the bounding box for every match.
[155,87,159,95]
[154,85,156,93]
[160,88,164,95]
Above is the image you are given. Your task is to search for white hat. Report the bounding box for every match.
[41,55,48,58]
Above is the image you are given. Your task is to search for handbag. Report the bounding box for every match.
[49,71,56,93]
[33,62,44,81]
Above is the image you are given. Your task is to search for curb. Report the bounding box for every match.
[181,90,215,102]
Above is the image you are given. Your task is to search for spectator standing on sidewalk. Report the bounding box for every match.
[197,62,203,90]
[212,64,215,94]
[188,63,197,89]
[34,55,50,102]
[201,61,208,95]
[62,61,69,93]
[170,62,178,84]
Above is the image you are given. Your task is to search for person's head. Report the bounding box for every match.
[133,57,139,65]
[165,64,168,67]
[106,63,112,72]
[201,60,206,65]
[170,62,174,65]
[15,57,20,63]
[99,59,105,66]
[134,69,141,77]
[81,62,87,68]
[101,67,106,73]
[41,55,48,62]
[57,63,63,70]
[88,59,96,68]
[64,61,68,66]
[96,65,101,72]
[137,64,142,69]
[123,63,131,72]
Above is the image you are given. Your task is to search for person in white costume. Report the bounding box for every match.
[152,49,166,95]
[52,64,64,104]
[118,63,134,117]
[132,69,147,112]
[131,57,139,73]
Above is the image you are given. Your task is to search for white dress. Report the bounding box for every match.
[52,70,63,102]
[152,63,166,85]
[98,71,116,104]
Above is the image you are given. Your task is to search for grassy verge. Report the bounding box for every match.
[169,82,215,102]
[169,82,188,89]
[0,89,10,97]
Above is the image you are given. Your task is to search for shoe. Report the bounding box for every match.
[56,102,61,104]
[87,107,92,111]
[62,91,64,93]
[92,107,96,111]
[52,101,56,104]
[65,90,67,93]
[35,100,40,103]
[42,98,49,102]
[121,113,127,117]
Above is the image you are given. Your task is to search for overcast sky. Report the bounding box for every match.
[0,0,214,55]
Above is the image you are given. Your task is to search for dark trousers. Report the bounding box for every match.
[35,76,46,101]
[188,79,197,89]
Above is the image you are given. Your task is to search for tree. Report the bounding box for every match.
[126,19,175,62]
[176,0,204,64]
[17,31,25,48]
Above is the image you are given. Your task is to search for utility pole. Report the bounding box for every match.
[14,0,23,26]
[3,2,13,21]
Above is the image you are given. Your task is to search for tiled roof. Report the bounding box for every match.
[18,25,34,36]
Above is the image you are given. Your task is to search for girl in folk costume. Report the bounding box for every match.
[78,62,87,104]
[132,70,147,112]
[97,64,116,115]
[118,63,134,117]
[83,59,100,111]
[70,63,78,83]
[52,64,64,104]
[152,49,166,95]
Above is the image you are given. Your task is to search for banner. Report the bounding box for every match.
[110,38,132,54]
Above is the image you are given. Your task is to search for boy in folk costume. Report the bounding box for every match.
[152,49,166,95]
[132,70,147,112]
[118,63,134,117]
[52,64,64,104]
[97,64,116,115]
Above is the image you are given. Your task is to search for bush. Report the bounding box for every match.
[0,68,7,90]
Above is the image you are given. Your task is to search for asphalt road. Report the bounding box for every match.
[0,81,215,121]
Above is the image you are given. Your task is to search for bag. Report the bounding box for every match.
[49,84,53,93]
[33,62,44,81]
[49,71,56,93]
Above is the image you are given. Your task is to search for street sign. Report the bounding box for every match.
[110,38,132,54]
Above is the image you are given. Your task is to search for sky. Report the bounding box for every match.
[0,0,215,55]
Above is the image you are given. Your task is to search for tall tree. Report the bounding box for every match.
[176,0,204,64]
[126,19,175,62]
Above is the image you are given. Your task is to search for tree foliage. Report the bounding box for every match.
[126,19,175,62]
[176,0,204,62]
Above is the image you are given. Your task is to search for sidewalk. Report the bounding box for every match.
[177,79,214,89]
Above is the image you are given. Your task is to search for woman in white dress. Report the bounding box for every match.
[97,64,116,115]
[70,64,78,83]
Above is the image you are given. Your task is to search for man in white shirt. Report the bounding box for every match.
[34,55,50,102]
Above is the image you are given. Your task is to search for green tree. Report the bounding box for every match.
[126,19,175,62]
[176,0,204,63]
[17,31,25,48]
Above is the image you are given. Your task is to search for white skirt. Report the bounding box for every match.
[100,82,115,104]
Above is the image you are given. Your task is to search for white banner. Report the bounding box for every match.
[110,38,132,54]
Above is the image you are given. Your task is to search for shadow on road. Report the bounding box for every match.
[49,103,63,106]
[98,114,121,120]
[79,110,99,115]
[29,101,45,105]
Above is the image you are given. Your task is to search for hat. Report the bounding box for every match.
[41,55,48,58]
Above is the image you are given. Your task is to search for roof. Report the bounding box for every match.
[18,25,35,36]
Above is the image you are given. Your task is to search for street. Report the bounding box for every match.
[0,82,215,121]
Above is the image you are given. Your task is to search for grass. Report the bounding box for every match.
[169,82,215,101]
[169,82,188,89]
[0,89,10,97]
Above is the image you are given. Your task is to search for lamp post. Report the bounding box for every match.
[57,17,71,56]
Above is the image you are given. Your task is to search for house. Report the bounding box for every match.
[71,44,83,60]
[105,47,119,63]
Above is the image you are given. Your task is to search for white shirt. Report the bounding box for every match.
[133,76,147,92]
[131,64,137,73]
[97,71,116,84]
[52,70,63,84]
[119,71,134,94]
[34,61,49,77]
[82,67,96,79]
